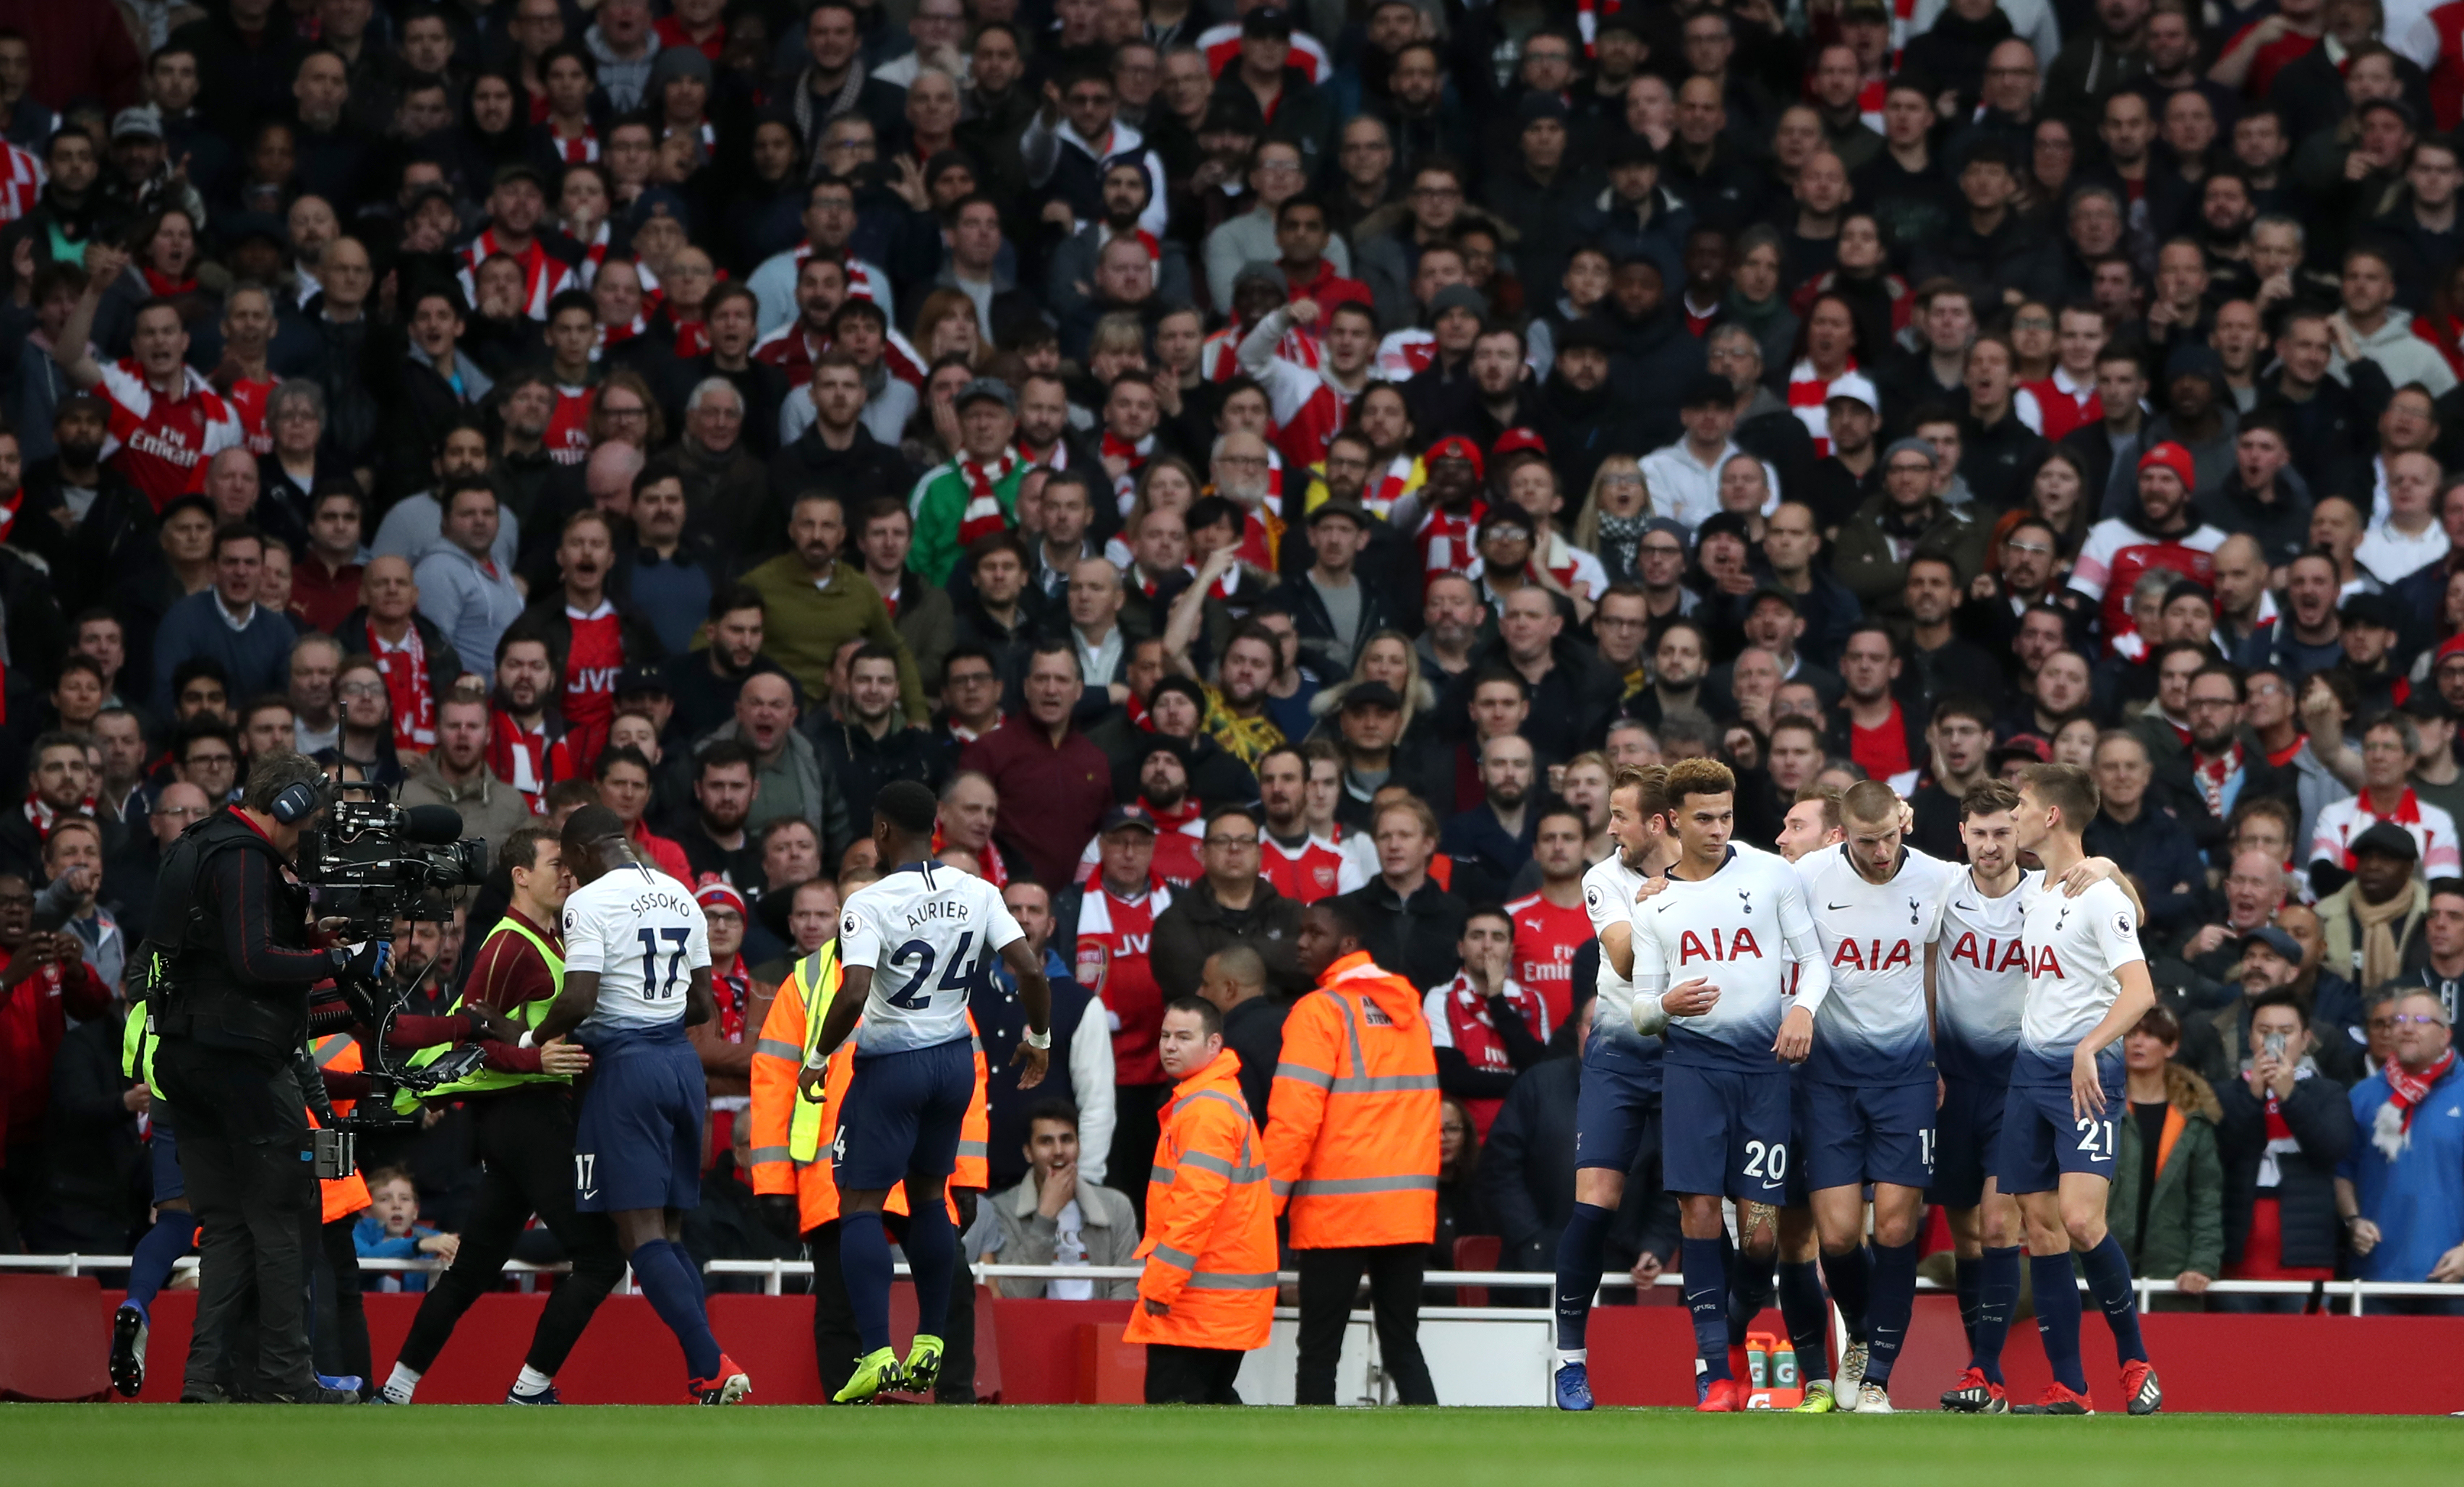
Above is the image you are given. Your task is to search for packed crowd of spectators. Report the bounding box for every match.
[0,0,2460,1313]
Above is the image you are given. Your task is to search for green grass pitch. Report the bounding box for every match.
[2,1406,2452,1487]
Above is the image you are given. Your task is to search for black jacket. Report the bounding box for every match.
[1338,877,1467,992]
[761,426,916,558]
[270,297,398,467]
[809,715,946,832]
[2214,1068,2355,1272]
[1149,876,1305,1003]
[30,1010,146,1251]
[18,459,153,621]
[1282,569,1395,681]
[1476,1051,1681,1271]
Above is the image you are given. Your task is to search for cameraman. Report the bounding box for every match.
[145,751,385,1405]
[378,823,622,1407]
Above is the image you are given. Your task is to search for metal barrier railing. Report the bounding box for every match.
[7,1253,2457,1316]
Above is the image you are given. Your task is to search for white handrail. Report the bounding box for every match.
[9,1252,2457,1312]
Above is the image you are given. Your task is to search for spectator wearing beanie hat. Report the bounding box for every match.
[2069,439,2229,653]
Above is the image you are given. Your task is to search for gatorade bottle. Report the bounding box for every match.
[1766,1335,1803,1409]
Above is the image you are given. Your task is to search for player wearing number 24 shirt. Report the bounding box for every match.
[803,782,1054,1405]
[2003,762,2164,1418]
[532,806,747,1404]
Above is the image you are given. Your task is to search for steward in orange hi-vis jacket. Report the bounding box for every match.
[747,940,992,1399]
[1125,997,1276,1404]
[1267,900,1441,1406]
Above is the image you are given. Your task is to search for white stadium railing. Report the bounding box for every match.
[6,1252,2458,1314]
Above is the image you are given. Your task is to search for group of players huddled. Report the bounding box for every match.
[1561,759,2164,1416]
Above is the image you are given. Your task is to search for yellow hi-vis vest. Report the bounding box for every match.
[121,1002,155,1087]
[393,916,568,1112]
[785,941,844,1164]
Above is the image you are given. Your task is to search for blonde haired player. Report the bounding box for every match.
[2003,762,2163,1415]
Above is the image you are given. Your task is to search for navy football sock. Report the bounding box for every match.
[2030,1251,2088,1394]
[838,1211,897,1354]
[1727,1244,1777,1347]
[2079,1235,2148,1365]
[1973,1245,2022,1385]
[1953,1254,1983,1353]
[1823,1243,1872,1345]
[1861,1240,1919,1386]
[126,1212,198,1314]
[1776,1260,1830,1382]
[1681,1237,1731,1380]
[903,1187,958,1341]
[631,1240,722,1380]
[1553,1201,1613,1353]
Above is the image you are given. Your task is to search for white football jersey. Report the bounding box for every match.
[840,859,1026,1054]
[563,860,712,1038]
[1631,844,1827,1073]
[2016,877,2146,1086]
[1581,852,1655,1046]
[1935,868,2039,1086]
[1794,844,1955,1086]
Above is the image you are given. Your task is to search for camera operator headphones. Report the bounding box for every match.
[270,778,326,825]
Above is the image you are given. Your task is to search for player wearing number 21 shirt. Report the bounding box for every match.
[1626,759,1829,1413]
[2004,762,2163,1418]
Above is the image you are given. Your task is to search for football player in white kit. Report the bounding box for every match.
[1553,764,1689,1410]
[802,780,1052,1403]
[1627,759,1831,1413]
[532,805,743,1403]
[2005,763,2163,1416]
[1791,780,1961,1413]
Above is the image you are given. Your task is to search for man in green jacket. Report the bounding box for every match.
[2107,1006,2225,1312]
[741,490,929,723]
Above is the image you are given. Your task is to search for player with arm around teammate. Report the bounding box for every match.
[2003,762,2164,1416]
[1627,758,1831,1413]
[1790,780,1961,1413]
[530,805,745,1405]
[801,780,1052,1403]
[1552,764,1695,1410]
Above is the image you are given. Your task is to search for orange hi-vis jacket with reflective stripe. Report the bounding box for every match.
[1123,1047,1276,1351]
[1266,950,1441,1250]
[310,1032,372,1225]
[747,943,991,1234]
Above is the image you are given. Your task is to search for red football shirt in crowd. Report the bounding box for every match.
[1077,879,1174,1086]
[1506,890,1592,1032]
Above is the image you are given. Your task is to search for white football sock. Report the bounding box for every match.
[513,1365,555,1395]
[383,1362,422,1403]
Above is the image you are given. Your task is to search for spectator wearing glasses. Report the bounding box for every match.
[2337,990,2464,1312]
[1150,801,1305,1004]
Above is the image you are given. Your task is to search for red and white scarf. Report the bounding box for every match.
[1101,430,1152,503]
[2387,1047,2457,1133]
[24,793,93,840]
[1365,453,1418,518]
[956,449,1018,547]
[2192,742,2244,819]
[371,621,437,749]
[547,120,598,163]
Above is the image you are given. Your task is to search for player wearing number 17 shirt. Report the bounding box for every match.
[2005,762,2163,1417]
[1791,780,1958,1413]
[532,805,744,1403]
[1626,759,1831,1413]
[806,781,1052,1404]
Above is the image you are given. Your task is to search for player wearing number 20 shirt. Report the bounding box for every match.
[1631,840,1830,1201]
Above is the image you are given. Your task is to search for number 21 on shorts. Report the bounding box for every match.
[2075,1117,2117,1162]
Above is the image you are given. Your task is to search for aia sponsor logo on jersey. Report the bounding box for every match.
[1833,937,1916,971]
[2028,945,2067,978]
[1676,926,1763,964]
[1947,933,2029,973]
